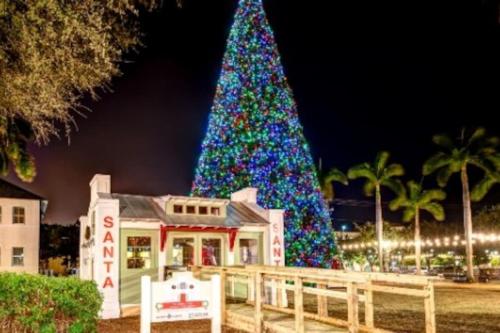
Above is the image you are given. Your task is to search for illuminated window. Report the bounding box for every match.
[12,207,25,224]
[186,206,196,214]
[172,238,195,266]
[199,206,208,215]
[210,207,220,216]
[12,247,24,266]
[127,237,151,269]
[202,239,221,266]
[239,239,259,264]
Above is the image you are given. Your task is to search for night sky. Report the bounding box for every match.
[4,0,500,225]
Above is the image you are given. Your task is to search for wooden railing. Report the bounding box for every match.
[190,265,437,333]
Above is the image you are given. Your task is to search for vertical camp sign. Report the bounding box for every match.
[141,272,221,333]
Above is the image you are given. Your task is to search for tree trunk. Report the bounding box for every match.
[375,185,384,272]
[415,209,422,275]
[461,166,475,282]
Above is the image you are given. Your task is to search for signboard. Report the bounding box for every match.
[269,209,285,266]
[141,272,221,333]
[94,202,120,319]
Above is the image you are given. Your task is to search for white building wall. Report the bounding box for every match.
[0,198,40,273]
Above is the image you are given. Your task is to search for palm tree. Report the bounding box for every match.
[423,128,500,281]
[348,151,404,271]
[390,181,446,275]
[318,164,349,203]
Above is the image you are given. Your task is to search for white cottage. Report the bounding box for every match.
[0,178,47,274]
[79,174,285,318]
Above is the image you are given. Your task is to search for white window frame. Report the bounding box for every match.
[12,207,25,224]
[12,247,24,266]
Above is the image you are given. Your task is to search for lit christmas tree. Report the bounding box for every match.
[192,0,335,267]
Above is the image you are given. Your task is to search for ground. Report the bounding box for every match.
[99,287,500,333]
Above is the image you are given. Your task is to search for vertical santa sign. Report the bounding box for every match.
[269,210,285,266]
[95,201,120,319]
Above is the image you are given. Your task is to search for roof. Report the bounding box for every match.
[163,202,269,227]
[98,193,166,222]
[0,178,45,200]
[98,192,270,227]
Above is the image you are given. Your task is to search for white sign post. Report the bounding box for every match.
[141,272,221,333]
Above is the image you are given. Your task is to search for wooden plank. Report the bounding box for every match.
[294,276,305,333]
[424,281,436,333]
[362,284,428,298]
[221,270,227,325]
[364,279,374,329]
[255,272,263,333]
[317,283,328,317]
[347,282,359,333]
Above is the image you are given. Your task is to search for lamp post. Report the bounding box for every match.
[341,224,347,241]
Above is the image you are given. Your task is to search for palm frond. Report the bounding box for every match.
[436,166,455,187]
[324,168,348,186]
[402,208,416,222]
[389,194,406,211]
[469,156,496,174]
[432,134,455,150]
[422,152,452,176]
[383,163,405,179]
[467,127,486,146]
[420,189,446,204]
[374,151,390,176]
[471,174,500,202]
[421,202,445,221]
[348,163,376,182]
[381,178,404,196]
[363,180,376,197]
[407,180,422,200]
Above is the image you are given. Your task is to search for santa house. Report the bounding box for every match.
[79,174,285,318]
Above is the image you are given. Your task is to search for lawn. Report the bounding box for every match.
[99,287,500,333]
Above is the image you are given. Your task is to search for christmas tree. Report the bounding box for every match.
[192,0,335,267]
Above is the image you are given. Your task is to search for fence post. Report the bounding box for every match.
[254,272,263,333]
[294,276,305,333]
[317,283,328,317]
[220,270,227,325]
[424,280,436,333]
[211,274,222,333]
[140,276,151,333]
[248,273,256,302]
[364,279,374,328]
[347,281,359,333]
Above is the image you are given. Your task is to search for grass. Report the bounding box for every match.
[99,287,500,333]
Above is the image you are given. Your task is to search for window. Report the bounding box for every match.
[199,206,208,215]
[210,207,220,216]
[127,237,151,269]
[0,206,2,223]
[186,205,196,214]
[202,239,222,266]
[172,238,195,266]
[12,207,25,224]
[12,247,24,266]
[173,205,184,214]
[239,239,259,264]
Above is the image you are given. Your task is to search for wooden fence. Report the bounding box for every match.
[191,265,437,333]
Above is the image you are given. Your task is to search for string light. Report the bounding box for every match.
[341,233,500,251]
[191,0,334,267]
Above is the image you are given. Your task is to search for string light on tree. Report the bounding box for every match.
[191,0,335,266]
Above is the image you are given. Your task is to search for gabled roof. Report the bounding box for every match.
[0,178,45,200]
[98,193,166,222]
[98,192,271,227]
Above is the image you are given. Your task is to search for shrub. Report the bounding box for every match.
[0,273,102,333]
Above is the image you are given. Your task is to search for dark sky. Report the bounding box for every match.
[4,0,500,225]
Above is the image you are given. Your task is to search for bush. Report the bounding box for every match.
[0,273,102,333]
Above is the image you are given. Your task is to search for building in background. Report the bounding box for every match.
[79,174,285,319]
[0,179,48,273]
